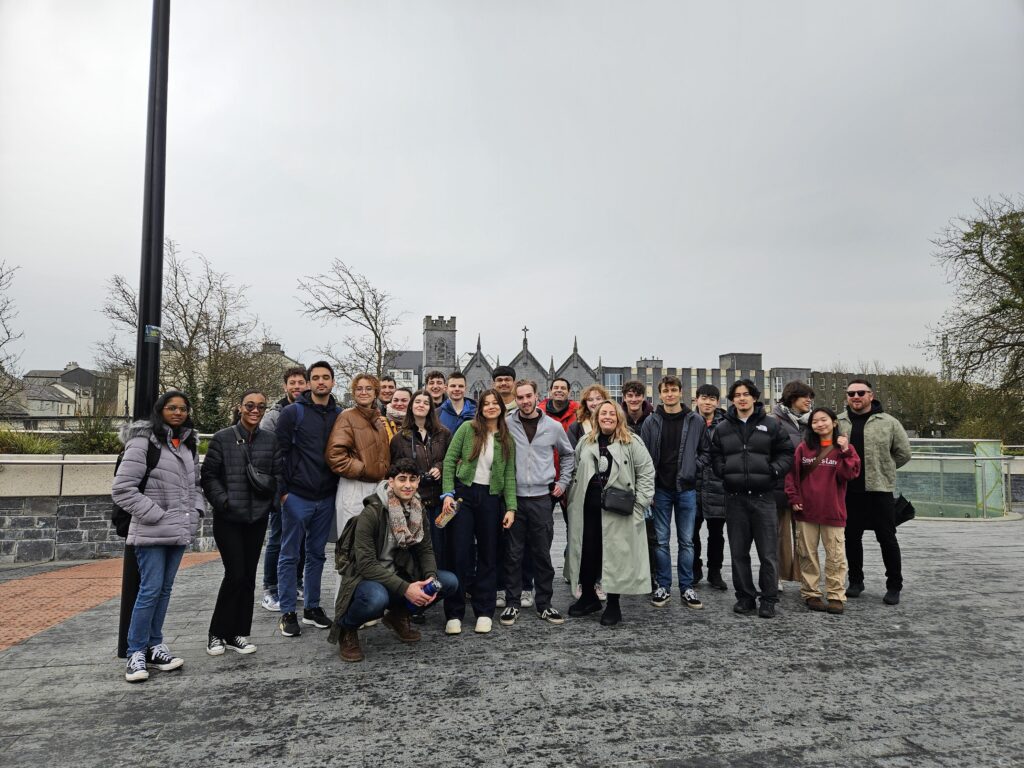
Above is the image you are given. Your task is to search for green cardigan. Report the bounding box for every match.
[442,421,517,511]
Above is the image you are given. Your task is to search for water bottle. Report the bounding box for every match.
[434,497,462,528]
[407,576,442,612]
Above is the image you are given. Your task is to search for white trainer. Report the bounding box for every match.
[474,616,492,634]
[445,619,463,635]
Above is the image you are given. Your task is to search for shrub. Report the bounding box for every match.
[61,418,123,455]
[0,430,61,454]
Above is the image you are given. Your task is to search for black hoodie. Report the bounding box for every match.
[846,399,884,493]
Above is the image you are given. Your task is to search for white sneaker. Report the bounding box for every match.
[521,590,534,608]
[359,619,380,629]
[495,592,506,608]
[260,592,280,612]
[445,619,462,635]
[474,616,492,634]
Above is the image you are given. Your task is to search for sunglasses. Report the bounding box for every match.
[846,390,869,397]
[242,403,268,412]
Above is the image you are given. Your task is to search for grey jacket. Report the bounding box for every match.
[112,421,204,547]
[259,396,290,434]
[507,409,575,497]
[639,407,706,491]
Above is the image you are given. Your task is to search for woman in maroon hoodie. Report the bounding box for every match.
[785,407,861,615]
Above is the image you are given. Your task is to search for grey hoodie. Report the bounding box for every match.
[112,421,205,547]
[507,409,575,497]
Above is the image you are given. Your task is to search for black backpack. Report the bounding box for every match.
[110,442,162,538]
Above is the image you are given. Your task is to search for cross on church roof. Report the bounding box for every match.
[522,326,529,348]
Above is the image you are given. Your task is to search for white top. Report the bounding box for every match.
[473,433,495,485]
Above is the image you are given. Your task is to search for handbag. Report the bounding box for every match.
[894,494,915,526]
[596,449,635,516]
[236,427,275,499]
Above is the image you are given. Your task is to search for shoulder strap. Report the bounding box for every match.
[291,403,305,447]
[800,444,835,480]
[139,441,162,494]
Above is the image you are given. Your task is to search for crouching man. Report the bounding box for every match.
[329,458,459,661]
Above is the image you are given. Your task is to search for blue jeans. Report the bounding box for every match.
[127,544,186,655]
[263,506,305,594]
[338,569,459,629]
[652,487,697,593]
[278,493,333,614]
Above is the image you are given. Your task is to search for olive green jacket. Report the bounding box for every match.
[441,421,517,511]
[837,407,912,492]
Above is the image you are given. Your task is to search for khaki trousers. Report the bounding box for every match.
[795,520,847,602]
[776,502,801,582]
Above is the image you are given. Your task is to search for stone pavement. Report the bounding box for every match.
[1,518,1022,768]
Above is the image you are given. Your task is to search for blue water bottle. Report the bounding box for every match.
[407,576,442,612]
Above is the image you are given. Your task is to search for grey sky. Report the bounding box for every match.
[2,1,1022,374]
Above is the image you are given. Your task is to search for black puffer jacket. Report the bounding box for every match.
[201,424,283,524]
[710,402,794,494]
[696,409,727,519]
[389,426,451,508]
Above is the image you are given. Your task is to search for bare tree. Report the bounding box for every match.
[0,260,24,407]
[296,260,403,380]
[927,196,1024,390]
[96,239,286,430]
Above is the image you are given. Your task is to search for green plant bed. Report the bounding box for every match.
[0,430,61,454]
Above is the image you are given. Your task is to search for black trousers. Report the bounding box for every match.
[210,516,268,638]
[504,496,556,611]
[693,511,726,573]
[845,491,902,591]
[579,483,604,593]
[445,482,501,620]
[725,492,779,605]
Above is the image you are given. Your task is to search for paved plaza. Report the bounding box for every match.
[1,517,1022,768]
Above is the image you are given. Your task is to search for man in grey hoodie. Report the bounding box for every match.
[502,380,575,626]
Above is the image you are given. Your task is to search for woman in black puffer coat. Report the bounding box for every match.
[201,389,283,656]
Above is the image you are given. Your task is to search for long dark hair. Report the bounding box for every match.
[470,388,512,462]
[803,406,840,450]
[401,389,443,436]
[150,389,197,452]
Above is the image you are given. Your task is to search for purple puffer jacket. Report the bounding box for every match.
[111,421,204,546]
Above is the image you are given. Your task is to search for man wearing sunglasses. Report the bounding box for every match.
[837,378,912,606]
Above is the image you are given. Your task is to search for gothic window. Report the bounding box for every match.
[570,381,582,400]
[434,338,449,364]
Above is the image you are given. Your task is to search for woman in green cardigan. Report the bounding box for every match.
[440,389,516,635]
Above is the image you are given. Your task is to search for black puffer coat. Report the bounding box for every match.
[696,409,727,519]
[710,402,794,494]
[201,423,283,524]
[389,426,451,508]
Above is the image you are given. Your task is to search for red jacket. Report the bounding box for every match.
[539,399,578,430]
[784,442,861,527]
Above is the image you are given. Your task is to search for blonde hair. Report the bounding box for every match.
[585,401,633,445]
[577,383,612,425]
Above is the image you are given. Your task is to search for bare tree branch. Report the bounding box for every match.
[0,260,24,406]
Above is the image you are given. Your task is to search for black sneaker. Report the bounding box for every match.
[682,588,704,609]
[650,587,671,608]
[302,606,331,629]
[499,606,519,626]
[733,600,756,615]
[279,611,301,637]
[224,636,257,654]
[883,589,901,605]
[205,635,226,656]
[538,607,565,625]
[146,643,184,671]
[410,611,426,625]
[707,571,728,591]
[125,650,149,683]
[568,594,603,617]
[758,601,776,619]
[846,582,865,598]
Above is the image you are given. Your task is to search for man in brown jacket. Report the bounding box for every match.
[326,373,393,543]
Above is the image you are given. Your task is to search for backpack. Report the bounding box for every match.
[110,441,162,538]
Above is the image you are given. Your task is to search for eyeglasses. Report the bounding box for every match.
[354,386,375,393]
[242,403,268,412]
[163,405,189,414]
[846,390,869,397]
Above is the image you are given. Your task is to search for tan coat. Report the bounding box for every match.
[325,405,391,482]
[565,435,655,595]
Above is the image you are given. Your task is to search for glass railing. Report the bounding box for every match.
[898,439,1011,519]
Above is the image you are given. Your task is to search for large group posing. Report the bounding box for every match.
[111,361,911,682]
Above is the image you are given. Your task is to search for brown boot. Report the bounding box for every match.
[338,628,364,662]
[805,597,827,612]
[826,599,845,615]
[382,608,421,643]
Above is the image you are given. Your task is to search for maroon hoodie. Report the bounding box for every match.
[784,442,861,527]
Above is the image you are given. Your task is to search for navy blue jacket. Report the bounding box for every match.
[275,391,341,501]
[639,406,706,492]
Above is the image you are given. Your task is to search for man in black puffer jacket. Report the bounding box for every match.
[710,379,794,618]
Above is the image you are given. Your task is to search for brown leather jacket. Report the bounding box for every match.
[325,405,391,482]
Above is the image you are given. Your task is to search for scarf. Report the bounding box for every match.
[777,404,809,429]
[386,404,407,423]
[387,488,424,549]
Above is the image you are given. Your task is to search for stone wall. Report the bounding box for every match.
[0,495,215,564]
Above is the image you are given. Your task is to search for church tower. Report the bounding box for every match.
[422,316,457,370]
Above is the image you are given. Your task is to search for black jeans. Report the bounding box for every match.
[445,482,501,620]
[210,515,269,638]
[504,495,556,611]
[693,510,726,574]
[579,483,603,594]
[725,492,779,605]
[845,491,902,591]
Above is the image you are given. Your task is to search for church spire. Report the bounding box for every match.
[573,336,579,356]
[549,356,555,375]
[476,333,482,353]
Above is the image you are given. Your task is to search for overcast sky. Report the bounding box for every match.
[2,1,1022,375]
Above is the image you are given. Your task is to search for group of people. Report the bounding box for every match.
[111,360,911,680]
